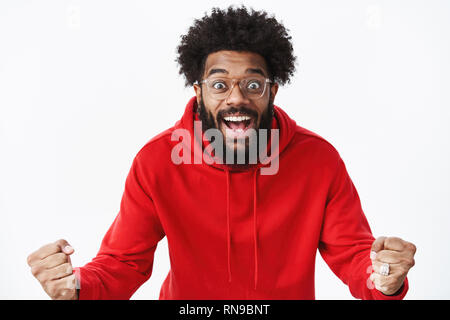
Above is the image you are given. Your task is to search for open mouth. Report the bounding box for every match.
[221,114,256,137]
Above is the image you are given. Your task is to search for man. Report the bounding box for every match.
[27,6,416,300]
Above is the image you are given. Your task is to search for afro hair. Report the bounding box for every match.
[176,5,297,87]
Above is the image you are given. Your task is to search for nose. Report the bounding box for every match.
[225,80,250,106]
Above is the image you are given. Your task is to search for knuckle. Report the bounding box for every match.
[51,243,60,253]
[375,250,386,261]
[64,263,73,275]
[55,239,67,248]
[58,263,73,277]
[65,274,76,289]
[37,270,49,283]
[373,236,386,246]
[30,265,40,277]
[26,254,34,266]
[59,252,69,262]
[49,269,61,281]
[400,258,414,270]
[408,243,417,254]
[374,251,382,259]
[398,265,408,274]
[386,236,402,246]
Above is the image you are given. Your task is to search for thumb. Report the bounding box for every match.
[370,236,387,259]
[54,239,75,255]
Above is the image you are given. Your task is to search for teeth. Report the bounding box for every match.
[223,115,251,122]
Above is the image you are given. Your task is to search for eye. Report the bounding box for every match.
[212,81,227,90]
[247,80,261,90]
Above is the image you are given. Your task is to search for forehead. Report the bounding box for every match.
[203,50,268,77]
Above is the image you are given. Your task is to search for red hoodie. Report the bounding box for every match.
[74,96,408,300]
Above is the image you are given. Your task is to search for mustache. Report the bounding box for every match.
[216,106,259,122]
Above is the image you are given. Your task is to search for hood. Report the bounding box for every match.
[173,96,297,289]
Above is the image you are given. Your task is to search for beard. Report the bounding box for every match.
[197,93,274,167]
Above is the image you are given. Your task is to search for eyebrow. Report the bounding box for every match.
[246,68,265,77]
[207,68,228,77]
[206,68,266,77]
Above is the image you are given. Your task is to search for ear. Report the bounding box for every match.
[269,82,279,103]
[193,84,202,105]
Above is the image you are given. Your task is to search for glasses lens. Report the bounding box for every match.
[204,77,268,100]
[242,77,266,99]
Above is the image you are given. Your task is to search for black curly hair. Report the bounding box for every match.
[176,5,296,87]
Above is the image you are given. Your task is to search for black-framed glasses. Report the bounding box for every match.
[194,76,272,100]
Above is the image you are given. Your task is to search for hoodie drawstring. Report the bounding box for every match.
[252,167,259,290]
[225,167,259,290]
[225,168,232,283]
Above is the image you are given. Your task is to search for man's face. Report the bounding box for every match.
[194,50,279,163]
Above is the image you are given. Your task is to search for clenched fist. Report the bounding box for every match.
[27,239,78,300]
[369,236,416,296]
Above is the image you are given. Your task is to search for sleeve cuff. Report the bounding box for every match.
[371,277,409,300]
[72,267,97,300]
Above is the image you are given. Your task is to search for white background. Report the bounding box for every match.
[1,0,449,300]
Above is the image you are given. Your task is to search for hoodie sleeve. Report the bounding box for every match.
[73,154,166,300]
[318,156,408,300]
